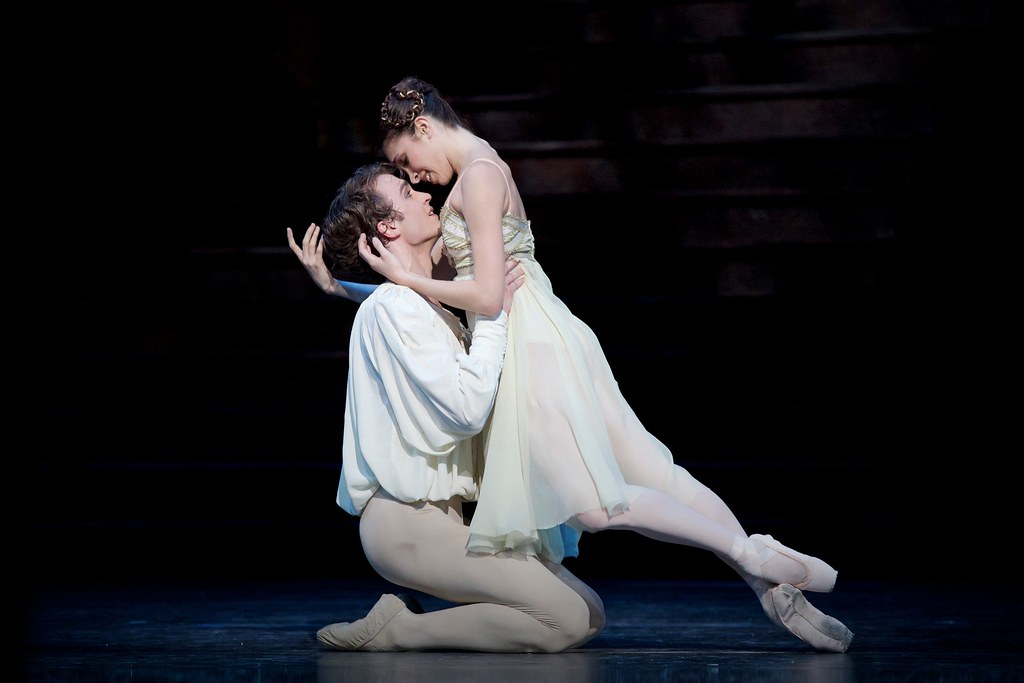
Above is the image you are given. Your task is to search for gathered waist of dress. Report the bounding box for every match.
[454,253,537,281]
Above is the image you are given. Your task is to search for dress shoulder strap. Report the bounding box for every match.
[461,158,512,197]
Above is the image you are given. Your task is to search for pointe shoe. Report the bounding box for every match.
[316,593,409,651]
[753,578,787,630]
[749,534,838,593]
[771,583,854,653]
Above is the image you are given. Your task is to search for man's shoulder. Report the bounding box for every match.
[358,283,430,319]
[364,281,413,304]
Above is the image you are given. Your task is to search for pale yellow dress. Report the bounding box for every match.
[441,159,688,563]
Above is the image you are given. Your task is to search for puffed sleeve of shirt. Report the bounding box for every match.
[368,289,507,448]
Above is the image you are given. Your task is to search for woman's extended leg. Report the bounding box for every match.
[571,484,835,591]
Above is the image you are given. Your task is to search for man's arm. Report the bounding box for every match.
[286,223,378,302]
[372,290,508,437]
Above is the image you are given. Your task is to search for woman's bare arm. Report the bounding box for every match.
[360,163,509,316]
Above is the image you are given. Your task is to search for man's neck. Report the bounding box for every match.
[388,244,434,281]
[408,249,434,279]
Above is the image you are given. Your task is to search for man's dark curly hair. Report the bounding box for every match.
[320,161,406,282]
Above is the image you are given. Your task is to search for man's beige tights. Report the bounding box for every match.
[357,490,605,653]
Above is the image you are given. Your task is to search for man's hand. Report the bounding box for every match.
[286,223,337,295]
[503,259,525,314]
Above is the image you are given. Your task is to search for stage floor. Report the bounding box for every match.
[21,576,1022,682]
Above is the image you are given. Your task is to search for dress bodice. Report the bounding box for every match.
[440,205,535,279]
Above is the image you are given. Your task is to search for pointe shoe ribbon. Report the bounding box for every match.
[316,593,408,651]
[750,533,838,593]
[771,583,854,653]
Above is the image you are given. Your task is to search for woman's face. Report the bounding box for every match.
[383,128,453,187]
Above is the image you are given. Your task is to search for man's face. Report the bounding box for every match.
[375,174,441,246]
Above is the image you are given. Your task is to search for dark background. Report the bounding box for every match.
[27,1,1005,587]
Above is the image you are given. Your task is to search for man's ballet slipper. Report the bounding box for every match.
[749,534,838,593]
[316,593,409,651]
[771,583,854,653]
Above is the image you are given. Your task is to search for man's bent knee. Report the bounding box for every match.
[537,594,594,652]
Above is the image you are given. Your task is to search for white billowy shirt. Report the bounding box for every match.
[337,282,508,516]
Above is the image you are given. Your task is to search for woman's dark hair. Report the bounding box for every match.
[379,76,469,145]
[320,162,405,281]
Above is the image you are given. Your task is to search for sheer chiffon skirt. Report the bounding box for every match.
[465,257,685,562]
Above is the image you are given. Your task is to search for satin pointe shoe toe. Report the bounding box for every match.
[749,533,838,593]
[316,593,409,651]
[771,583,854,653]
